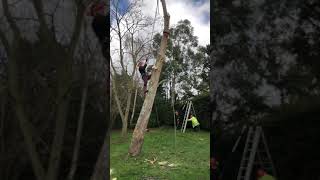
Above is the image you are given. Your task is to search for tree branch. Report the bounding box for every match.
[0,29,10,53]
[69,0,86,55]
[2,0,20,36]
[30,0,46,25]
[8,54,46,180]
[30,0,54,40]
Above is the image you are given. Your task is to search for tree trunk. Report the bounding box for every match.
[122,90,132,136]
[121,117,128,136]
[46,57,72,180]
[128,0,170,156]
[90,81,111,180]
[67,65,88,180]
[0,94,6,161]
[111,71,134,137]
[129,88,138,128]
[8,45,46,180]
[111,76,128,137]
[90,131,109,180]
[90,23,110,178]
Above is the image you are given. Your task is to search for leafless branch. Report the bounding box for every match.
[12,16,39,22]
[69,0,86,55]
[30,0,51,35]
[8,0,23,6]
[0,29,10,53]
[47,0,64,37]
[2,0,20,36]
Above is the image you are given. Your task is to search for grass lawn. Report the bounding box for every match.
[110,127,210,180]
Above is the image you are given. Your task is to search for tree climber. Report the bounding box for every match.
[86,2,108,44]
[187,114,200,132]
[136,58,157,95]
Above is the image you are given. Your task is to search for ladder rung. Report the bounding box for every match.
[237,126,275,180]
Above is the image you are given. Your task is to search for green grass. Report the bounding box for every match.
[110,127,210,180]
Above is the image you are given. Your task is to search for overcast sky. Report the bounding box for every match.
[110,0,210,74]
[111,0,210,50]
[141,0,210,46]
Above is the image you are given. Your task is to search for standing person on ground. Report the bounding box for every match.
[187,114,200,132]
[257,168,276,180]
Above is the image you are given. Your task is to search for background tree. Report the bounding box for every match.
[153,20,209,102]
[0,0,109,179]
[211,0,320,179]
[110,0,154,137]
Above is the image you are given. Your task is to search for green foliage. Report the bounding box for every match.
[153,19,209,100]
[211,0,320,179]
[153,97,172,126]
[211,0,320,126]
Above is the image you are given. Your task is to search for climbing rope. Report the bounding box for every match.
[147,0,160,59]
[172,96,177,180]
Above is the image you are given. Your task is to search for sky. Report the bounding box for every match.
[140,0,210,46]
[110,0,210,49]
[110,0,210,96]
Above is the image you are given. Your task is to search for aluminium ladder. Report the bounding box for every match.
[181,101,195,133]
[237,126,276,180]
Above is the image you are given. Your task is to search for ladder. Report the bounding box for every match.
[237,126,276,180]
[180,101,194,133]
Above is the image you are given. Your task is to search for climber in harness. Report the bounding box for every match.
[187,114,200,132]
[86,2,108,44]
[136,58,157,95]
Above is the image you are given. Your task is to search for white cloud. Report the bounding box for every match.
[141,0,210,46]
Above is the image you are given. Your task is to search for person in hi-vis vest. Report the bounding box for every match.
[187,114,200,132]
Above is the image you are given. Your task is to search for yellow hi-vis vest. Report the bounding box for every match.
[187,116,200,128]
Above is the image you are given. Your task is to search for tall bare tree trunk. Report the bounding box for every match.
[111,77,126,135]
[110,72,134,137]
[90,85,111,180]
[67,64,88,180]
[171,72,176,107]
[90,131,109,180]
[128,0,170,156]
[46,58,72,180]
[129,88,138,127]
[8,46,46,180]
[122,90,132,136]
[0,94,6,161]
